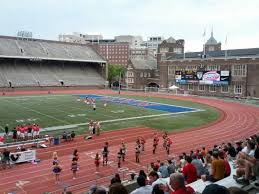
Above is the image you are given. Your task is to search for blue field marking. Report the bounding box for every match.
[77,94,199,113]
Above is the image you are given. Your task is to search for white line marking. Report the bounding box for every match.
[37,109,203,133]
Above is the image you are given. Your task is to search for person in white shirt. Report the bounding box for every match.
[131,175,152,194]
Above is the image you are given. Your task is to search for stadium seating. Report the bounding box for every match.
[0,36,106,87]
[0,62,105,87]
[0,37,104,61]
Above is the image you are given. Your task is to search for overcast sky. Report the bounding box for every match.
[0,0,258,51]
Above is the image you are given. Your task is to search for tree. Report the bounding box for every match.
[107,64,125,87]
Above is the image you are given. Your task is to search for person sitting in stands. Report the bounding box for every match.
[130,175,152,194]
[182,156,197,184]
[201,151,225,182]
[169,173,195,194]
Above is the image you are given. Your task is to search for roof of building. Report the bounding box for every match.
[130,58,157,70]
[166,48,259,60]
[167,37,176,43]
[205,31,218,45]
[0,36,106,63]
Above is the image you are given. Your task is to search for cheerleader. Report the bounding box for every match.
[117,148,123,168]
[94,153,101,172]
[153,133,159,154]
[162,132,168,149]
[135,140,141,163]
[121,142,126,162]
[89,120,94,135]
[140,137,146,151]
[95,121,101,136]
[71,157,78,179]
[52,160,62,183]
[102,142,109,166]
[73,149,79,161]
[166,137,172,155]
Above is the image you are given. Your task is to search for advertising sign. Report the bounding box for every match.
[175,70,230,85]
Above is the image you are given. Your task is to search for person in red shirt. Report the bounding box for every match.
[169,173,195,194]
[182,156,197,184]
[166,137,173,155]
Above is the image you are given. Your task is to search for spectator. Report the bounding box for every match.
[110,173,121,185]
[228,186,248,194]
[109,183,128,194]
[219,151,231,177]
[167,159,176,175]
[201,151,225,182]
[182,156,197,184]
[169,173,195,194]
[202,184,229,194]
[139,170,147,179]
[236,137,259,185]
[130,175,152,194]
[191,155,207,177]
[235,141,243,154]
[152,184,165,194]
[227,143,237,158]
[178,155,186,169]
[158,162,169,178]
[148,171,159,186]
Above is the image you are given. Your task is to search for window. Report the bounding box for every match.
[209,85,216,92]
[221,85,229,93]
[127,78,134,83]
[173,47,182,54]
[207,65,219,71]
[127,71,134,77]
[232,64,246,76]
[234,84,242,94]
[168,66,175,75]
[186,65,197,71]
[188,84,194,91]
[198,85,205,91]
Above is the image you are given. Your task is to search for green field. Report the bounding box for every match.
[0,94,220,136]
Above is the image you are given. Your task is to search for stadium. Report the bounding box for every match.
[0,35,259,194]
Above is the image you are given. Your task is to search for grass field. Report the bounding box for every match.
[0,94,220,136]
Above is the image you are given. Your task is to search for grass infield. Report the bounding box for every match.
[0,94,220,136]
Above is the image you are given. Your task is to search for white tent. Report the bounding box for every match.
[169,85,179,90]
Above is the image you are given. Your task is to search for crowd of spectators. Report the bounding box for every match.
[87,134,259,194]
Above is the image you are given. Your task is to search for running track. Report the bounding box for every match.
[0,89,259,194]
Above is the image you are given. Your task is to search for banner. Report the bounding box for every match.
[175,70,230,85]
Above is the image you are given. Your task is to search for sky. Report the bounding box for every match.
[0,0,259,51]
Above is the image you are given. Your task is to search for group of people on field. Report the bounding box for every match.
[3,124,40,141]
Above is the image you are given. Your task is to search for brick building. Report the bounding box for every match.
[91,40,129,66]
[126,58,159,89]
[159,48,259,98]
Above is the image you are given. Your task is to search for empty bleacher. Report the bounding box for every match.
[0,36,106,88]
[0,62,105,87]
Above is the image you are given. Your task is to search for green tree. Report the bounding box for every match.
[107,64,125,87]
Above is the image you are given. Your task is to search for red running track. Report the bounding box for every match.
[0,89,259,194]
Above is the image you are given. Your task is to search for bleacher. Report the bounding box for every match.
[0,36,106,87]
[0,62,105,87]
